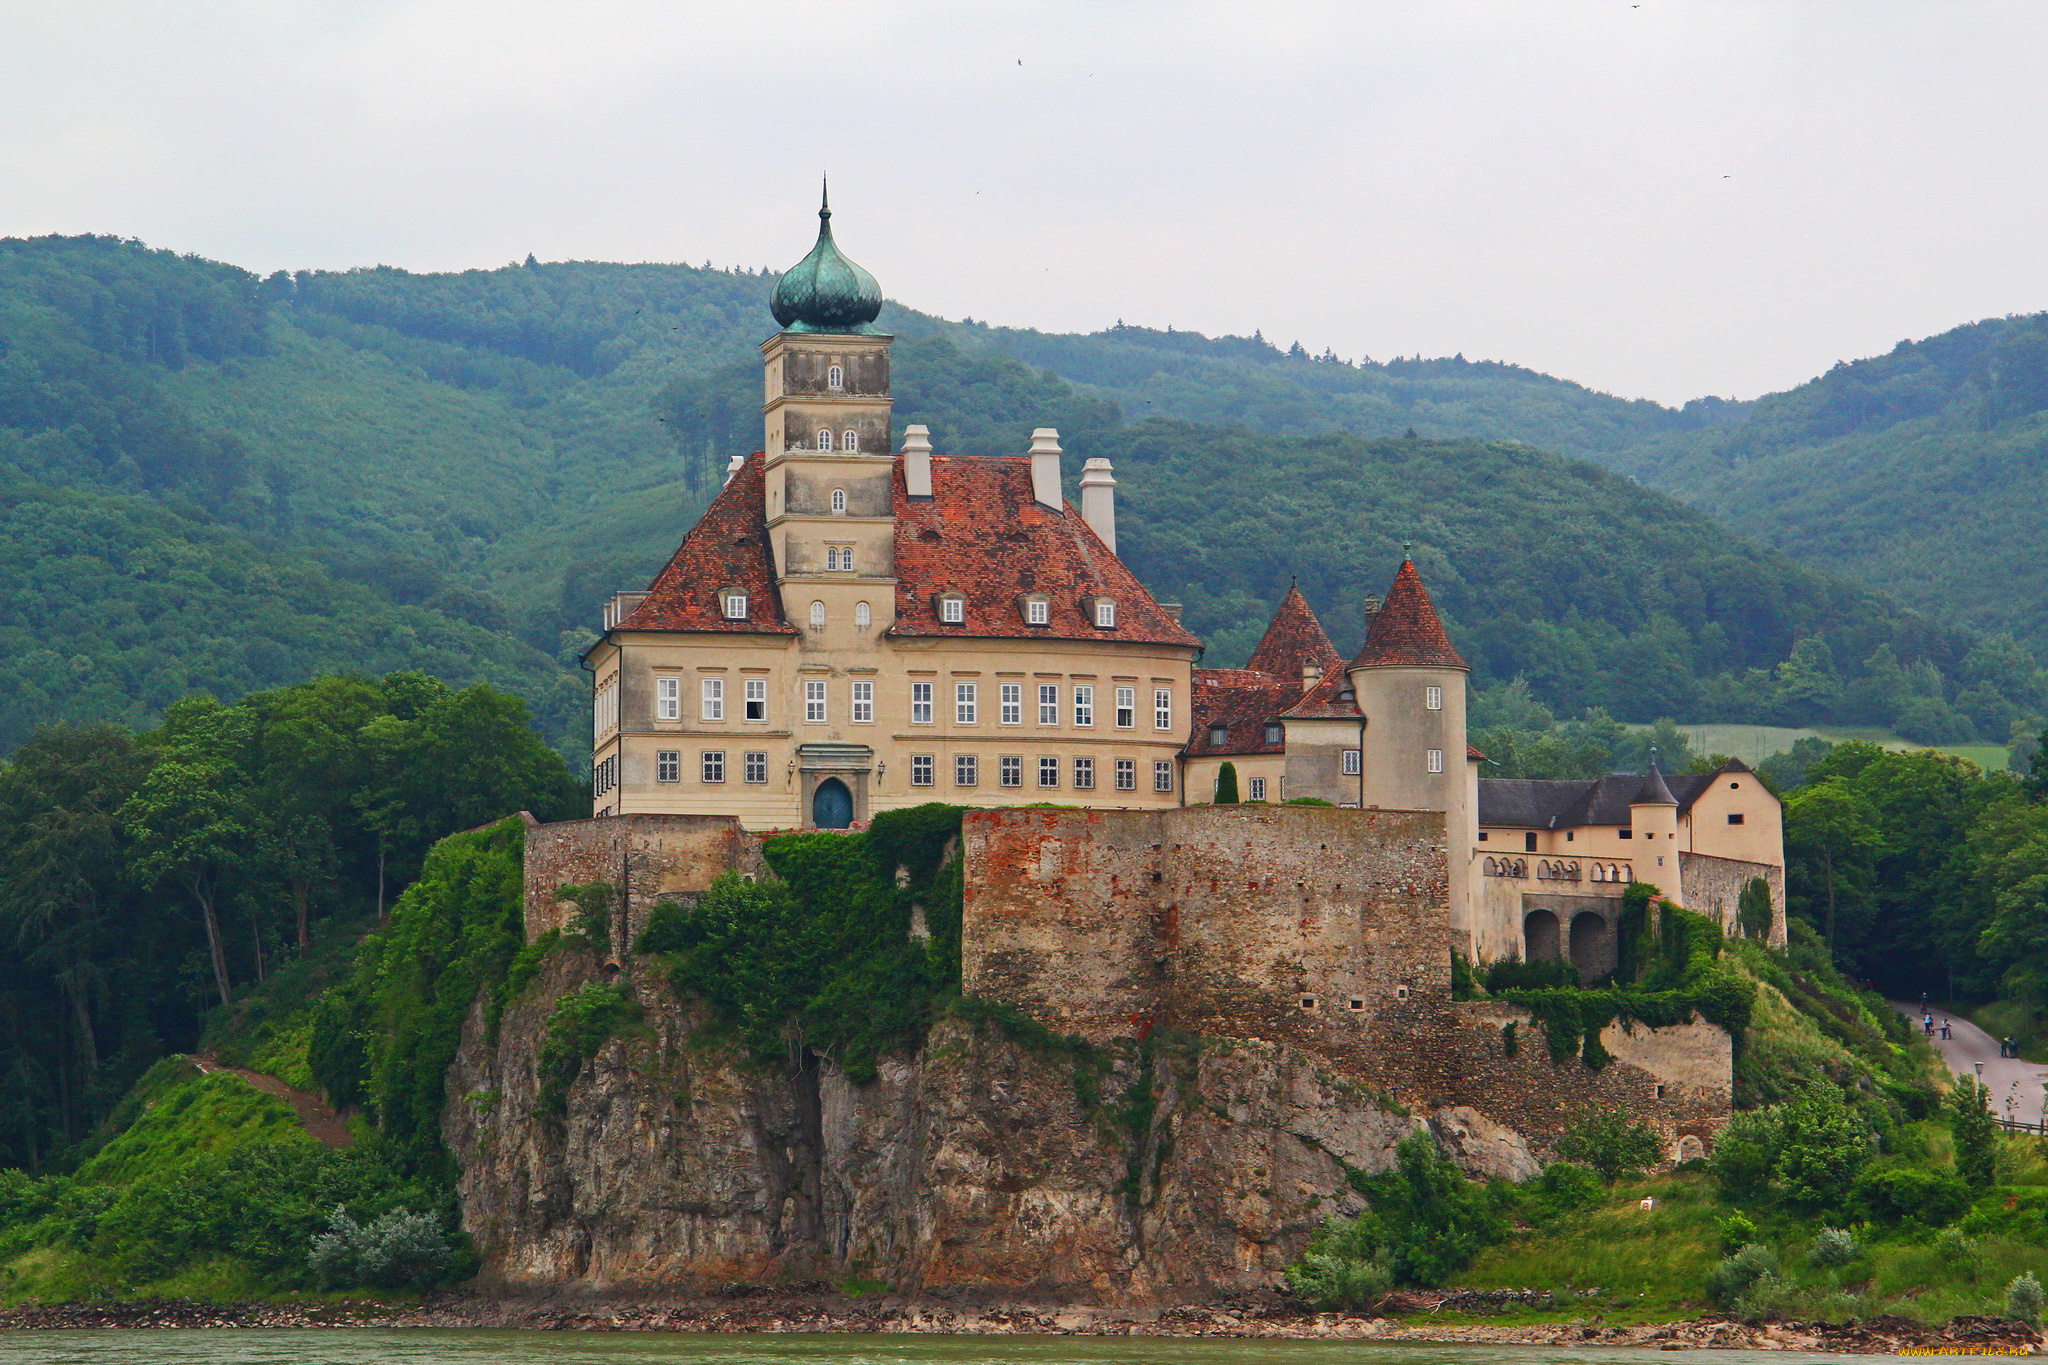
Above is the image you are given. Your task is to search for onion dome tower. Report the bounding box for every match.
[770,182,884,334]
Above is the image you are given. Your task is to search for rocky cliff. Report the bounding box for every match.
[445,946,1542,1305]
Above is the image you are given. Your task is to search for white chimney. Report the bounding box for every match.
[902,424,933,498]
[1079,456,1116,553]
[1029,428,1063,509]
[723,454,745,487]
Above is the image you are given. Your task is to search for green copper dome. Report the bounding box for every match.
[770,183,884,334]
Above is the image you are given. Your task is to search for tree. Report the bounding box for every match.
[1213,762,1240,804]
[1554,1106,1664,1182]
[1737,877,1775,940]
[1773,1082,1872,1211]
[1783,779,1883,949]
[1948,1075,1999,1190]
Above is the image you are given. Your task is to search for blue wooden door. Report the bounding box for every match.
[812,777,853,829]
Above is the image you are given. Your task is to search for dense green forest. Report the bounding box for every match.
[6,232,2043,756]
[1610,314,2048,653]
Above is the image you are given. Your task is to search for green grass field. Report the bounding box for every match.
[1649,723,2010,772]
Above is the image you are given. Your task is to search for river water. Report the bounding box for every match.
[0,1333,1918,1365]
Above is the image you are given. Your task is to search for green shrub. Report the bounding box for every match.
[1948,1076,1999,1190]
[535,982,639,1117]
[1530,1162,1604,1219]
[2009,1271,2045,1324]
[1284,1214,1391,1310]
[1853,1165,1972,1228]
[1483,957,1578,993]
[1710,1108,1784,1204]
[1718,1212,1759,1255]
[307,1205,454,1290]
[1808,1227,1859,1268]
[1349,1132,1507,1287]
[1933,1226,1981,1277]
[1738,877,1775,940]
[1554,1106,1664,1183]
[1706,1242,1780,1307]
[1214,762,1240,804]
[1774,1082,1873,1211]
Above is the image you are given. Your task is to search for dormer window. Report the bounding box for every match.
[827,364,844,390]
[842,429,859,452]
[1020,595,1050,626]
[1264,723,1283,745]
[721,590,748,620]
[1208,724,1228,747]
[830,488,847,513]
[1082,596,1117,628]
[816,429,833,451]
[938,594,966,624]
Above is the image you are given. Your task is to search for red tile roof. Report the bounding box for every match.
[1279,666,1362,720]
[616,452,796,634]
[887,456,1200,646]
[1350,560,1467,670]
[1188,670,1296,756]
[1244,585,1341,681]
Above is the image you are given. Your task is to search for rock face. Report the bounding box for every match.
[445,949,1532,1304]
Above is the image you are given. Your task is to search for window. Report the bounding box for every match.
[911,682,933,724]
[955,682,978,724]
[1249,776,1267,801]
[1038,756,1060,788]
[940,596,965,624]
[827,363,844,390]
[594,675,618,738]
[592,754,616,796]
[954,754,978,787]
[1427,748,1444,774]
[1074,685,1094,727]
[656,675,680,720]
[1115,687,1135,728]
[851,680,874,723]
[910,755,934,786]
[825,547,853,571]
[1263,723,1283,745]
[1073,757,1096,789]
[722,592,747,620]
[804,680,826,723]
[1342,748,1361,776]
[854,601,871,629]
[1728,812,1745,825]
[809,600,826,628]
[830,488,847,513]
[1154,689,1172,731]
[656,750,680,783]
[1038,684,1058,725]
[999,683,1022,724]
[1115,758,1136,791]
[1095,600,1117,628]
[1153,760,1174,793]
[701,677,724,721]
[701,751,726,783]
[1208,724,1228,747]
[842,429,859,452]
[743,751,767,784]
[1524,832,1538,852]
[1425,685,1443,712]
[1619,828,1633,839]
[745,678,767,720]
[816,429,833,451]
[1024,597,1049,625]
[999,756,1022,787]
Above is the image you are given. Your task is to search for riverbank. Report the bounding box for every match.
[4,1288,2042,1354]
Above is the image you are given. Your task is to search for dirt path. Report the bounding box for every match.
[1892,1001,2048,1126]
[187,1054,353,1148]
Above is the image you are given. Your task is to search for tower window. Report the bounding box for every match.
[816,429,833,451]
[843,429,859,452]
[827,364,843,390]
[1425,685,1443,712]
[1427,748,1444,773]
[855,601,872,628]
[830,488,847,513]
[809,600,825,629]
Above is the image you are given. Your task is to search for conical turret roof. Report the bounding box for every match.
[1350,560,1467,670]
[1245,585,1341,680]
[770,182,884,334]
[1633,764,1678,805]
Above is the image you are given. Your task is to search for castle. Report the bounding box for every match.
[583,194,1785,967]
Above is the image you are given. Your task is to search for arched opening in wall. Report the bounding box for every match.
[812,777,853,829]
[1569,911,1614,983]
[1676,1135,1705,1164]
[1524,909,1561,962]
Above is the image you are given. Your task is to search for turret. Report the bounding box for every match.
[1628,761,1682,902]
[1349,558,1474,946]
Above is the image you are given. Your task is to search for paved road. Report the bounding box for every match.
[1892,1002,2048,1127]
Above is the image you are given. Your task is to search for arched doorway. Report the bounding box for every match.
[1524,909,1561,962]
[1569,912,1612,982]
[812,777,853,829]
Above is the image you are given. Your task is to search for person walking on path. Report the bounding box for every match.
[1942,1019,1952,1040]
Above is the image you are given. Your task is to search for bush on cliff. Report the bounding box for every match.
[634,803,964,1083]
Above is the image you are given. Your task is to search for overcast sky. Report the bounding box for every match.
[4,1,2045,405]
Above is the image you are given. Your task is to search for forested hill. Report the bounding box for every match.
[1601,314,2048,655]
[0,233,2034,756]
